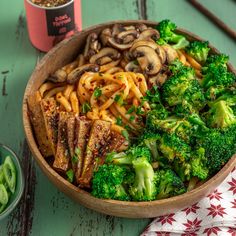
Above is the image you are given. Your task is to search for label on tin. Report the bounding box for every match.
[46,2,75,36]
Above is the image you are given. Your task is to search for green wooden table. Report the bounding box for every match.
[0,0,236,235]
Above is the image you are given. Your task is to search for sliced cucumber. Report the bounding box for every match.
[0,165,4,184]
[0,184,8,205]
[3,156,16,194]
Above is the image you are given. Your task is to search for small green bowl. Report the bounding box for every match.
[0,144,24,220]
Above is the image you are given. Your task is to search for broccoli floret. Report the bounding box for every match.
[91,164,130,200]
[190,147,209,180]
[139,132,161,161]
[202,64,236,89]
[197,125,236,174]
[106,146,152,165]
[156,19,189,49]
[159,133,191,162]
[162,64,205,113]
[204,93,236,129]
[173,158,191,182]
[156,169,186,199]
[168,59,186,74]
[205,54,229,68]
[185,41,210,64]
[129,157,158,201]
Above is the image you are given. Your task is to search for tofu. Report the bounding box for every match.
[74,116,92,184]
[53,112,71,172]
[79,120,111,188]
[27,92,53,157]
[67,114,76,158]
[40,98,59,155]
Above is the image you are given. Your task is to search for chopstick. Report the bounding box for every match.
[189,0,236,41]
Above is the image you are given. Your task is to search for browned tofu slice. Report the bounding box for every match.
[40,98,59,155]
[98,131,129,166]
[67,114,76,158]
[27,92,53,157]
[73,116,92,184]
[53,112,71,172]
[79,120,111,188]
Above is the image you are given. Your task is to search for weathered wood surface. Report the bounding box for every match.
[0,0,236,235]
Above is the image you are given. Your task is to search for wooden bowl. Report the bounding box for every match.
[22,20,236,218]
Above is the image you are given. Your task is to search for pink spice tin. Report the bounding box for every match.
[24,0,82,52]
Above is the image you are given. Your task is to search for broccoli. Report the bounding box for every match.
[159,133,191,162]
[205,54,229,68]
[185,41,210,64]
[190,147,209,180]
[162,64,205,113]
[91,164,131,200]
[144,86,169,119]
[201,64,236,90]
[129,157,158,201]
[156,169,186,199]
[156,19,189,49]
[196,125,236,174]
[204,99,236,129]
[139,132,161,161]
[106,146,152,165]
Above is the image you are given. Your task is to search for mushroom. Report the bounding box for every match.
[162,45,178,63]
[89,47,120,65]
[100,28,112,46]
[136,23,148,32]
[49,69,67,83]
[83,33,99,60]
[67,64,100,84]
[149,72,168,87]
[130,40,158,52]
[125,61,142,73]
[76,54,85,67]
[132,46,162,75]
[138,28,160,41]
[156,45,167,64]
[107,26,139,50]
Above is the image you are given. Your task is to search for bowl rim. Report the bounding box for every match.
[0,143,25,220]
[22,19,236,212]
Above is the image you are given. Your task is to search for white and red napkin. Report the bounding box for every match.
[141,167,236,236]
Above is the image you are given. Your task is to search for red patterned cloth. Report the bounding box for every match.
[141,167,236,236]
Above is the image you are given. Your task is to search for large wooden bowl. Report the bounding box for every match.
[23,20,236,218]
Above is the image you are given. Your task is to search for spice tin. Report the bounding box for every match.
[24,0,82,52]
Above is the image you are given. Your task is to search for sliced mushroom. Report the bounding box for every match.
[89,47,120,65]
[50,61,78,83]
[156,45,167,64]
[83,33,98,60]
[49,69,67,83]
[149,72,168,87]
[162,45,178,63]
[138,28,160,41]
[112,24,124,37]
[136,23,148,32]
[67,64,100,84]
[132,46,162,75]
[123,50,134,61]
[100,28,112,46]
[90,40,101,52]
[76,54,85,67]
[130,40,158,52]
[108,37,134,50]
[123,25,136,31]
[117,30,139,43]
[125,61,142,73]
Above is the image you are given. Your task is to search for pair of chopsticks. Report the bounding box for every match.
[189,0,236,41]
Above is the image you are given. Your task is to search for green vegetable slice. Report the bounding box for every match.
[0,184,8,205]
[3,156,16,194]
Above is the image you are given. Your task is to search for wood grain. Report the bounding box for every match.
[22,20,236,218]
